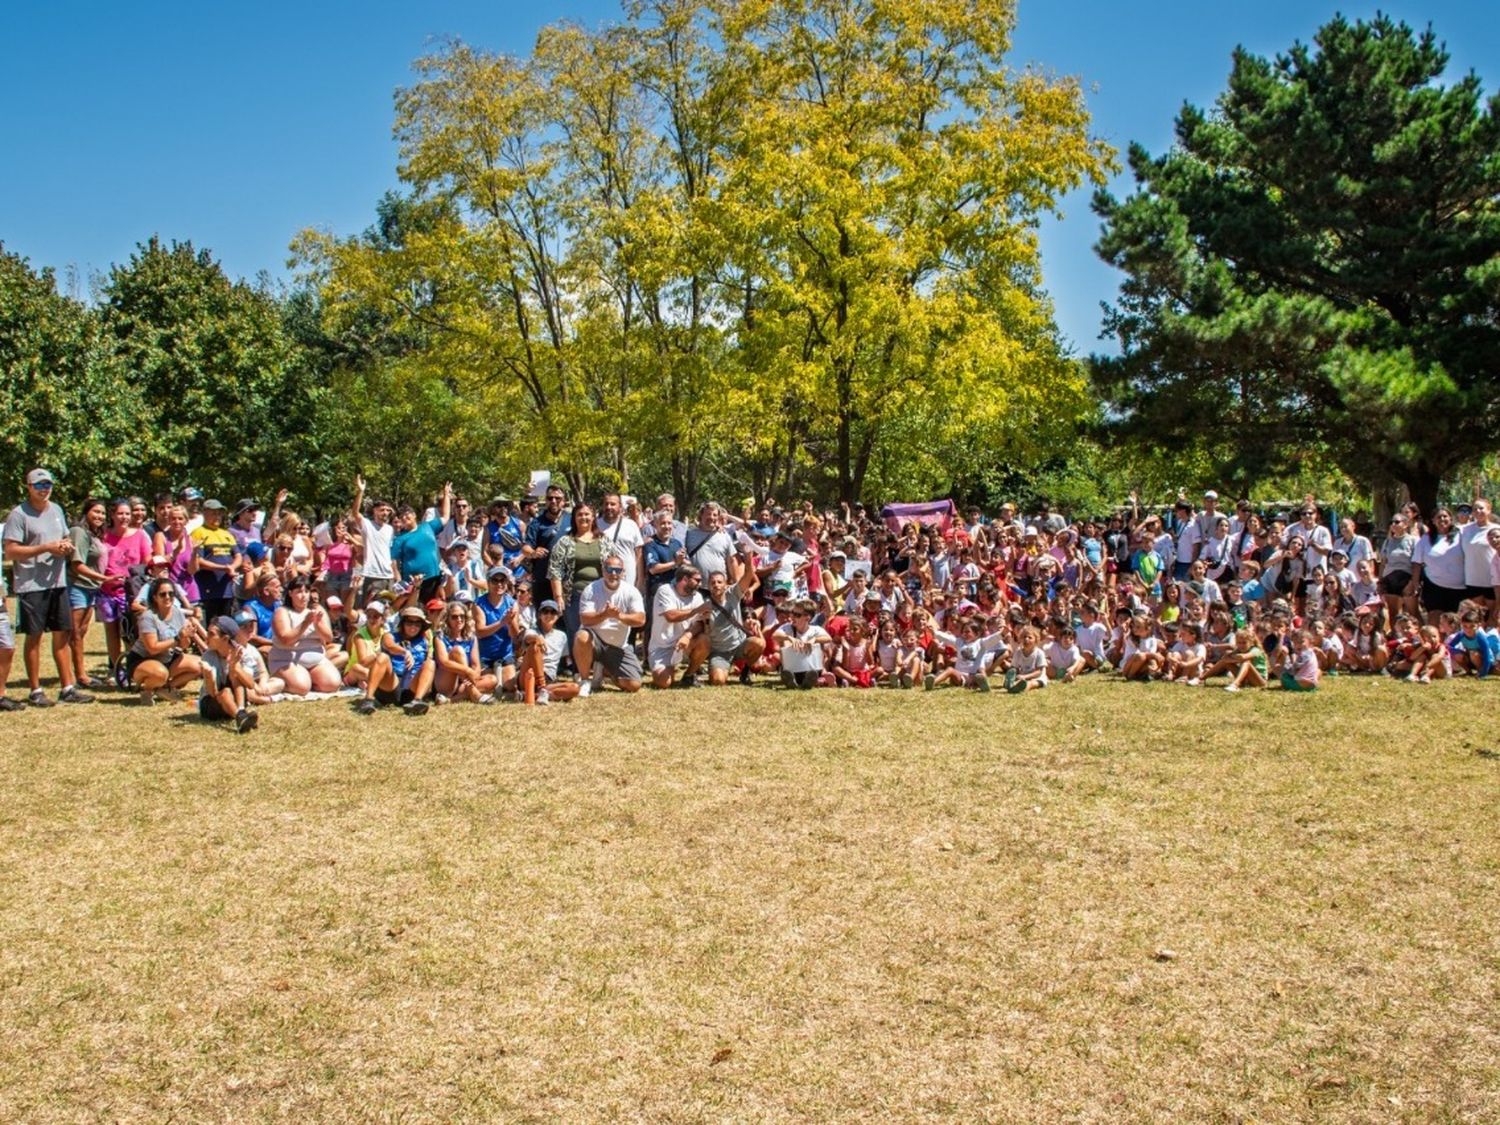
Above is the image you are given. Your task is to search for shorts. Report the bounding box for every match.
[17,588,71,635]
[323,571,353,594]
[96,588,129,624]
[780,668,819,690]
[268,649,327,673]
[1279,671,1316,693]
[592,640,642,683]
[199,596,234,621]
[648,645,684,675]
[0,611,13,651]
[1462,585,1494,604]
[199,695,231,722]
[1379,571,1411,597]
[375,686,402,707]
[1419,578,1465,615]
[124,647,183,679]
[67,585,97,612]
[709,639,750,674]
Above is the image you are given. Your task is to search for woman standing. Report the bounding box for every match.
[101,498,153,683]
[67,498,110,689]
[1407,508,1466,625]
[152,504,201,609]
[1377,514,1418,628]
[548,502,605,645]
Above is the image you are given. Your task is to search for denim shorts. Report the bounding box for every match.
[68,585,96,612]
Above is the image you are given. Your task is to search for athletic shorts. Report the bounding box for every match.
[648,645,684,675]
[96,588,129,624]
[1379,571,1411,596]
[593,640,642,683]
[1463,585,1495,604]
[17,588,71,635]
[1419,578,1465,614]
[199,696,231,722]
[708,640,750,674]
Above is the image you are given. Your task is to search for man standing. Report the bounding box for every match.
[1171,500,1200,581]
[392,482,451,603]
[193,499,240,621]
[229,498,261,551]
[351,474,396,606]
[522,484,571,602]
[683,501,740,582]
[1285,502,1333,573]
[599,492,645,593]
[2,469,93,705]
[574,549,645,696]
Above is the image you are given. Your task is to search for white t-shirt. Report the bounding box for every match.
[581,578,644,649]
[651,583,703,652]
[1076,621,1108,658]
[1412,533,1466,590]
[775,622,831,673]
[1285,521,1333,571]
[1459,521,1496,587]
[600,517,645,587]
[1044,641,1080,676]
[768,549,807,592]
[360,516,395,580]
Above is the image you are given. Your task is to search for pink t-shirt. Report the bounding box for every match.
[103,528,151,589]
[323,542,353,575]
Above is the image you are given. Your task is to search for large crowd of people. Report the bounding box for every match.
[3,467,1497,733]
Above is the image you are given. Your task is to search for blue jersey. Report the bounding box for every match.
[388,630,429,678]
[246,598,279,642]
[392,518,444,583]
[475,593,515,665]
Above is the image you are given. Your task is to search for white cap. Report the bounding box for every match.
[1204,489,1219,500]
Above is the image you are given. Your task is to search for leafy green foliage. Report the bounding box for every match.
[1094,15,1500,511]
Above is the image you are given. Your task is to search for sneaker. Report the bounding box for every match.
[113,664,130,690]
[923,673,935,691]
[158,685,183,703]
[138,689,156,707]
[1003,668,1017,692]
[1224,683,1240,693]
[477,693,495,705]
[577,679,592,699]
[1185,677,1201,687]
[403,699,429,716]
[28,689,54,709]
[535,689,551,707]
[738,666,753,685]
[235,709,259,734]
[434,693,450,706]
[0,696,24,713]
[59,685,96,704]
[356,698,377,716]
[977,676,992,693]
[899,673,912,689]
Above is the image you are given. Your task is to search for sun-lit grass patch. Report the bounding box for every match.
[2,654,1497,1119]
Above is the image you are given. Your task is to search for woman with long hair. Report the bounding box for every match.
[127,578,204,705]
[151,504,200,610]
[548,502,605,646]
[1407,507,1466,626]
[268,576,341,695]
[67,497,110,689]
[100,497,152,683]
[1377,513,1418,628]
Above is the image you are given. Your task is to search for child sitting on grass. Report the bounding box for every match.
[926,614,1007,691]
[1279,629,1321,692]
[1164,620,1206,684]
[199,615,259,733]
[1120,613,1164,681]
[1005,625,1048,693]
[1403,625,1450,683]
[1222,628,1269,692]
[1044,623,1085,684]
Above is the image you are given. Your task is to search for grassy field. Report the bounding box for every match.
[2,646,1498,1121]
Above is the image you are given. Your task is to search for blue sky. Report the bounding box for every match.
[2,1,1495,355]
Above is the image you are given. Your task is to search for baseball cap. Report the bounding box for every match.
[449,539,473,551]
[202,498,226,511]
[829,550,847,559]
[233,498,259,517]
[538,599,561,612]
[486,565,511,581]
[365,600,388,617]
[424,597,446,613]
[325,595,343,609]
[26,468,54,487]
[244,541,267,564]
[180,486,203,501]
[453,588,475,604]
[1203,489,1219,500]
[234,610,257,628]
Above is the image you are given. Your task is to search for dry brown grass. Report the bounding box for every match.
[1,654,1498,1121]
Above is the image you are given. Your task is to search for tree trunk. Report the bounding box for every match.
[1402,468,1442,521]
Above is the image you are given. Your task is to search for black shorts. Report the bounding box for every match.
[199,696,231,722]
[375,686,401,707]
[17,588,71,635]
[1379,571,1411,597]
[1420,578,1466,614]
[1463,585,1495,604]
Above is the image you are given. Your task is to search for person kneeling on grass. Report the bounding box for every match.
[1279,628,1321,692]
[200,616,258,733]
[574,551,646,697]
[356,606,434,715]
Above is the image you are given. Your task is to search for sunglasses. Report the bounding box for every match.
[32,482,53,491]
[605,567,625,575]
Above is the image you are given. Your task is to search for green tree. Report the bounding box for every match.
[1093,15,1500,512]
[0,244,147,503]
[99,237,327,504]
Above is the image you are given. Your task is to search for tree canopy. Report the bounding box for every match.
[1092,15,1500,512]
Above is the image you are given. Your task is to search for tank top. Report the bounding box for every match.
[270,606,324,664]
